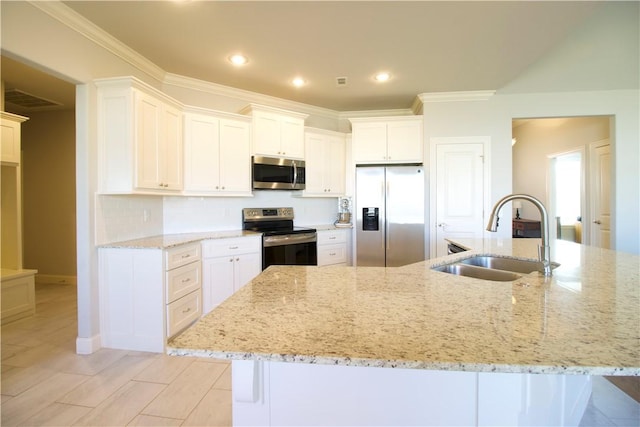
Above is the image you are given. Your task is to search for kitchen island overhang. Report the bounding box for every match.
[167,238,639,426]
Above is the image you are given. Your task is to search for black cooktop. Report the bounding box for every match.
[242,208,316,236]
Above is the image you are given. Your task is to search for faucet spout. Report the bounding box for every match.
[486,194,552,276]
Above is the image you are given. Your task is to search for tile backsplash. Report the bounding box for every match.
[163,192,339,233]
[95,195,163,245]
[96,192,340,244]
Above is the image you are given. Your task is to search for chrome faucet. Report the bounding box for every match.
[486,194,552,276]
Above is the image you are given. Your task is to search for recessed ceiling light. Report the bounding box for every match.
[374,72,391,82]
[292,77,306,87]
[228,54,248,66]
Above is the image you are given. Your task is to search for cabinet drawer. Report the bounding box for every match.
[165,243,201,270]
[202,236,261,258]
[166,290,201,338]
[317,243,347,266]
[318,229,347,245]
[166,261,201,304]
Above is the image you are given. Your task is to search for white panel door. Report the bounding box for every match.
[219,119,251,193]
[135,91,162,190]
[387,120,423,163]
[161,104,184,190]
[184,114,220,192]
[590,141,611,249]
[435,142,485,257]
[235,253,262,291]
[202,257,235,315]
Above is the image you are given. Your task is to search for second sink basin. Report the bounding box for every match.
[459,255,559,274]
[432,263,521,282]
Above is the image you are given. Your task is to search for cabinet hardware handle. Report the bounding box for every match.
[164,184,169,187]
[329,252,336,256]
[329,236,336,240]
[229,258,233,262]
[593,220,602,224]
[236,258,240,261]
[181,254,191,258]
[222,186,225,190]
[182,278,191,283]
[182,307,191,314]
[158,183,164,187]
[229,246,238,249]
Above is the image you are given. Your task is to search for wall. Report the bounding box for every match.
[512,117,610,220]
[21,110,77,282]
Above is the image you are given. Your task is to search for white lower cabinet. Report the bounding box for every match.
[202,236,262,315]
[99,243,201,352]
[317,229,348,266]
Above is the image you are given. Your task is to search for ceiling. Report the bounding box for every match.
[3,1,603,113]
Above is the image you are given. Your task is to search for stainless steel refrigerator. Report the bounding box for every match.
[356,166,425,267]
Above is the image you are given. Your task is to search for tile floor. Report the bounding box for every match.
[1,283,638,426]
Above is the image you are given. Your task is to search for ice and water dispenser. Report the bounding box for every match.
[362,207,379,231]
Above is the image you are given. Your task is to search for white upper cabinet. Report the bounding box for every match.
[303,129,346,197]
[184,110,251,196]
[96,77,184,194]
[1,112,28,166]
[350,117,423,164]
[241,104,308,159]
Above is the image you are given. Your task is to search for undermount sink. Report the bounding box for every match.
[459,255,560,274]
[431,255,560,281]
[432,263,521,282]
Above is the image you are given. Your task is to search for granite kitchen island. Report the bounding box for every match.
[168,238,639,426]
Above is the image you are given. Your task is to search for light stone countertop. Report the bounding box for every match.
[168,238,640,376]
[98,230,261,249]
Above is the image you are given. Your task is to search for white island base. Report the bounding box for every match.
[232,360,591,426]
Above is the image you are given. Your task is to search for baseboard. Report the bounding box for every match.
[36,274,77,286]
[76,334,101,354]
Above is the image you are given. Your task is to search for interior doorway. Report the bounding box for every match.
[512,116,612,248]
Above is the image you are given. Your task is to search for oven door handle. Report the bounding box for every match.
[263,233,317,247]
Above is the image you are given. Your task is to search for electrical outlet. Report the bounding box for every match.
[143,208,150,223]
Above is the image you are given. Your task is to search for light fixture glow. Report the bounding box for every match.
[292,77,306,87]
[374,72,391,82]
[229,54,248,66]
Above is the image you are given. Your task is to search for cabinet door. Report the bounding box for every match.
[161,105,184,190]
[184,114,221,192]
[352,122,387,163]
[387,120,423,163]
[219,119,251,193]
[280,116,305,159]
[202,257,235,315]
[235,252,262,292]
[1,117,21,165]
[253,111,282,156]
[325,135,346,195]
[135,91,162,190]
[304,133,326,194]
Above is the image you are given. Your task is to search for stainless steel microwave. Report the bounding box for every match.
[252,156,306,190]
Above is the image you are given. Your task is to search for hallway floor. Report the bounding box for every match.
[1,283,638,426]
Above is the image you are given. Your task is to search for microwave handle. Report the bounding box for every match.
[292,161,298,188]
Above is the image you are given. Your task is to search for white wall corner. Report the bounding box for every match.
[76,334,101,354]
[418,90,496,103]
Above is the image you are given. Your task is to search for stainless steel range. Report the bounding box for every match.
[242,207,317,270]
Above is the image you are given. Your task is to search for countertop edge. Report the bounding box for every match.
[166,347,639,376]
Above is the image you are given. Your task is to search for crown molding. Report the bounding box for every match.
[28,1,166,83]
[338,108,416,121]
[164,73,339,121]
[418,90,496,103]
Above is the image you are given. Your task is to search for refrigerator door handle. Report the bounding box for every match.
[386,181,391,250]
